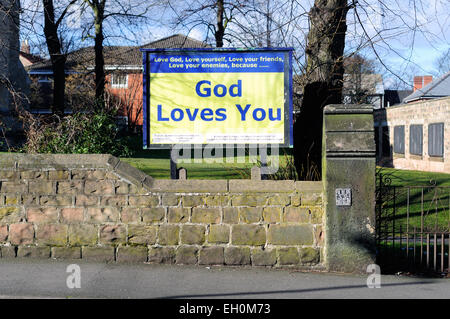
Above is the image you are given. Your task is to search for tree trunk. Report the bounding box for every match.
[42,0,66,116]
[294,0,350,180]
[93,1,105,105]
[215,0,225,47]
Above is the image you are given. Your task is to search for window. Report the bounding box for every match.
[409,125,423,155]
[111,74,128,88]
[38,75,52,83]
[428,123,444,157]
[382,126,390,157]
[393,125,405,154]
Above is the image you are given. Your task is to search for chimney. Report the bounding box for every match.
[20,40,30,54]
[423,75,433,87]
[413,76,423,92]
[413,75,433,92]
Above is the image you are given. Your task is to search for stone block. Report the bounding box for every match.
[207,224,229,244]
[28,181,54,194]
[82,246,115,262]
[228,180,294,193]
[0,207,23,223]
[61,208,84,223]
[57,181,83,195]
[1,246,16,258]
[251,248,277,266]
[176,246,198,265]
[69,224,98,246]
[231,195,267,207]
[231,225,266,245]
[267,225,313,245]
[17,246,50,258]
[116,246,148,263]
[39,195,72,206]
[48,170,70,180]
[9,223,34,245]
[1,182,27,194]
[199,246,224,265]
[36,224,68,246]
[238,207,262,223]
[99,225,127,245]
[114,182,130,195]
[0,224,7,242]
[27,207,58,224]
[267,195,290,206]
[180,225,205,245]
[205,195,229,207]
[161,194,180,206]
[278,247,299,265]
[222,207,238,223]
[86,207,119,223]
[300,192,322,206]
[191,208,221,224]
[75,195,98,206]
[142,207,165,223]
[51,247,81,259]
[168,207,190,223]
[224,247,250,265]
[5,195,19,205]
[158,225,179,245]
[128,225,157,245]
[100,195,127,207]
[121,207,141,223]
[85,181,114,195]
[148,247,175,264]
[0,170,19,180]
[129,195,159,207]
[182,196,204,207]
[283,207,310,223]
[262,207,281,223]
[299,247,320,264]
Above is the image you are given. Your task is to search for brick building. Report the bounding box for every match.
[374,96,450,173]
[27,34,210,128]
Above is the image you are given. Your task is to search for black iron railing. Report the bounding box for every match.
[376,173,450,274]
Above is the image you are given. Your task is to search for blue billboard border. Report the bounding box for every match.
[140,47,294,149]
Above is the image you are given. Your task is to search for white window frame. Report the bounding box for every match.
[110,73,128,89]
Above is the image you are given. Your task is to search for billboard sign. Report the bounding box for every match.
[141,48,293,148]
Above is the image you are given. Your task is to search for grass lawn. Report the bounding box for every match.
[121,148,295,180]
[376,167,450,234]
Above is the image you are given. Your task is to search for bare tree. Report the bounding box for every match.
[170,0,247,47]
[42,0,78,116]
[81,0,154,104]
[434,48,450,76]
[293,0,351,178]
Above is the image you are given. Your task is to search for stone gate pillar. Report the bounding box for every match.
[322,104,376,273]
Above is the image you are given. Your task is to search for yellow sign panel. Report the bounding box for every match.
[146,50,290,145]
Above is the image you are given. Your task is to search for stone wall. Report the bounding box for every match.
[374,97,450,173]
[0,154,324,269]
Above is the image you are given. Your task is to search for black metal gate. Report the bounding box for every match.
[376,172,450,275]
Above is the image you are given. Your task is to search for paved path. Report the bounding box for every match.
[0,259,448,299]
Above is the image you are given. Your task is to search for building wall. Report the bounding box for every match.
[0,0,28,111]
[374,97,450,173]
[106,73,143,127]
[0,154,324,268]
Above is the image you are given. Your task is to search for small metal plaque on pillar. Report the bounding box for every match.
[336,188,352,206]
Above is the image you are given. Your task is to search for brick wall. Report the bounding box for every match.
[374,97,450,173]
[0,154,324,269]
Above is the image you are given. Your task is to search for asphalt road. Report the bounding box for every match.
[0,259,448,299]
